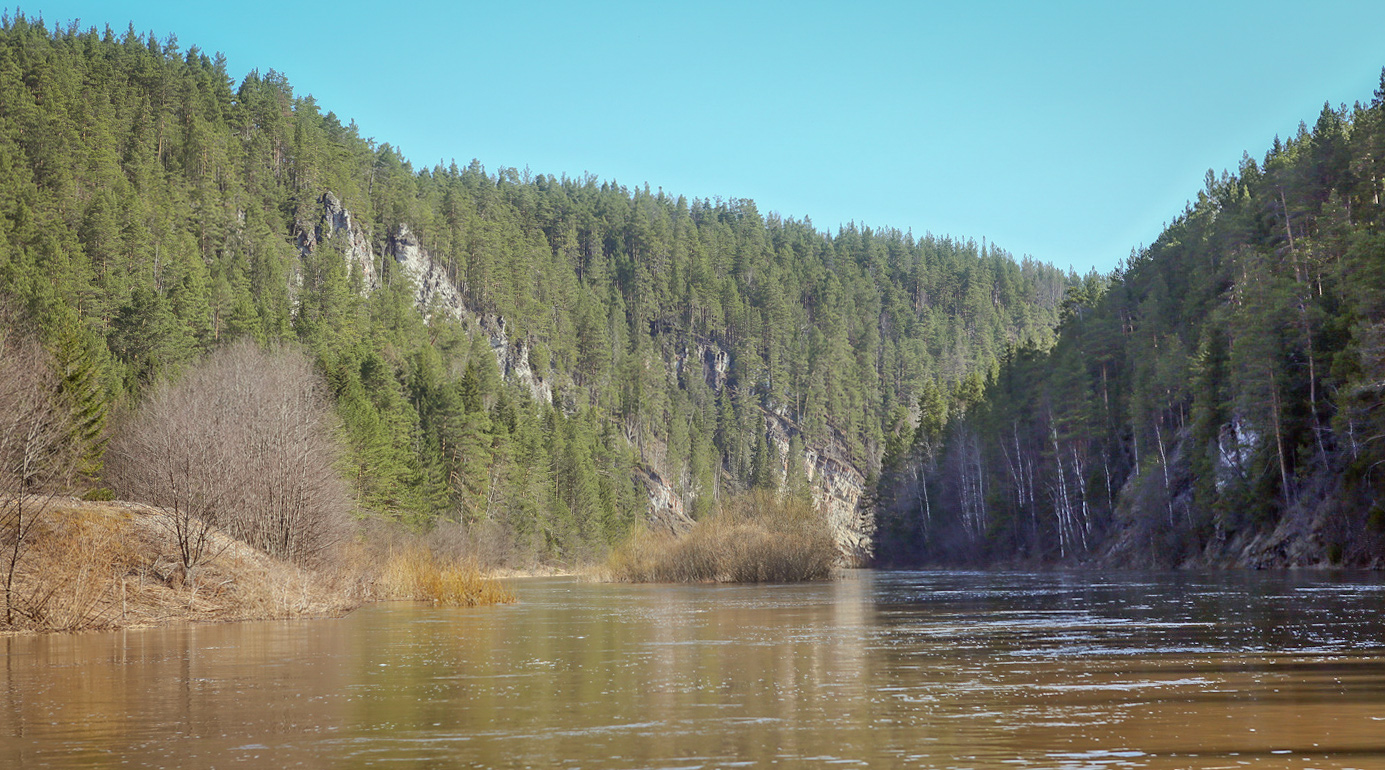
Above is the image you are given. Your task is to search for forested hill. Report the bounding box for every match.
[0,17,1071,562]
[877,71,1385,568]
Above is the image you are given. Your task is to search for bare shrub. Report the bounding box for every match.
[106,340,352,578]
[0,330,76,625]
[426,518,516,571]
[604,490,838,583]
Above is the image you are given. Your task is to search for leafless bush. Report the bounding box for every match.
[106,340,352,579]
[0,330,75,625]
[426,518,517,571]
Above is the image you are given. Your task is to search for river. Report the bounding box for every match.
[4,571,1385,768]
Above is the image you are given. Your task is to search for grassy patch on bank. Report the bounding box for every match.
[1,499,515,634]
[2,498,361,633]
[603,491,838,583]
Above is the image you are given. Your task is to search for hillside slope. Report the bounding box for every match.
[878,71,1385,568]
[0,17,1071,561]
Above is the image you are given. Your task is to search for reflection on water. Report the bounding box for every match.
[4,571,1385,768]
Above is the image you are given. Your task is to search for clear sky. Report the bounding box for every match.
[20,0,1385,273]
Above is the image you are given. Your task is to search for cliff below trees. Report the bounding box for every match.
[1090,426,1385,569]
[296,190,872,559]
[0,17,1070,564]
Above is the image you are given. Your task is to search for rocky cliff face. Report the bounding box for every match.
[475,315,553,406]
[296,194,553,405]
[1085,425,1384,571]
[633,415,872,563]
[635,467,696,536]
[297,192,873,556]
[387,222,466,318]
[388,223,554,405]
[667,335,873,561]
[297,192,379,290]
[1094,493,1380,570]
[674,337,730,392]
[765,410,872,564]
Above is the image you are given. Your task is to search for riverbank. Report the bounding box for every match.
[0,498,513,635]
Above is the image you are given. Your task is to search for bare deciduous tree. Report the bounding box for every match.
[107,340,351,582]
[0,330,75,624]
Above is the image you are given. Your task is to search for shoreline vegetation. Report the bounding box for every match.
[0,330,517,636]
[602,491,838,583]
[0,497,515,635]
[3,487,841,636]
[1,488,840,636]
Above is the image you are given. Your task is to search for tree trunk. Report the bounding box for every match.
[1155,420,1174,526]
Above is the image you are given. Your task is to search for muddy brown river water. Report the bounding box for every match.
[3,570,1385,768]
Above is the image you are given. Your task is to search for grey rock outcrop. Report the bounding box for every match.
[476,314,552,406]
[294,192,873,553]
[297,192,378,290]
[763,409,872,564]
[388,223,466,318]
[637,467,695,536]
[675,337,730,391]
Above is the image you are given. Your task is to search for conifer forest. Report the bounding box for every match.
[2,15,1383,568]
[0,17,1068,565]
[876,72,1385,567]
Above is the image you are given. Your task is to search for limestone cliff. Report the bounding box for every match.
[296,192,873,558]
[1086,425,1384,570]
[297,192,379,290]
[672,336,873,562]
[766,410,872,564]
[295,194,553,405]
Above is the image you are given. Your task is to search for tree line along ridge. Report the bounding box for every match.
[0,16,1071,564]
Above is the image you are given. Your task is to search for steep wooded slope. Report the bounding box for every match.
[0,17,1070,560]
[878,72,1385,568]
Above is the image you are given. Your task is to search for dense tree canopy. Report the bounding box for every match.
[878,72,1385,568]
[0,15,1070,561]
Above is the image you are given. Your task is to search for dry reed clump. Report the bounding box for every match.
[374,544,516,607]
[604,490,839,583]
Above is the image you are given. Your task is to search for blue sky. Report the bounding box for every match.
[22,1,1385,272]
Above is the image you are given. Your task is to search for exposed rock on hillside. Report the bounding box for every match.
[636,467,695,535]
[298,192,379,289]
[389,222,466,318]
[765,410,871,563]
[295,192,874,557]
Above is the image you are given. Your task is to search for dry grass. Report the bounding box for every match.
[0,500,515,635]
[603,491,839,583]
[374,545,516,606]
[12,503,128,631]
[1,499,360,633]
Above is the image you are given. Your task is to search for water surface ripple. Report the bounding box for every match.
[4,570,1385,768]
